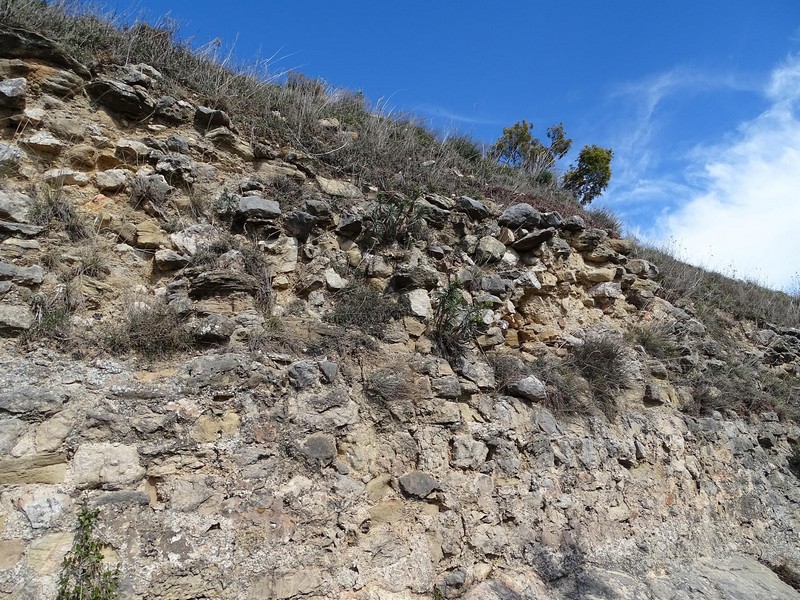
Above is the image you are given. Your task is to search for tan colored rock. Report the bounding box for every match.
[0,453,66,484]
[316,175,362,198]
[70,443,145,489]
[134,220,169,249]
[26,532,73,575]
[0,539,25,570]
[193,411,241,443]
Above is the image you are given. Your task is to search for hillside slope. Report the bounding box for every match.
[0,7,799,600]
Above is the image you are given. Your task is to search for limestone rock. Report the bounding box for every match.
[317,176,362,198]
[95,168,131,192]
[507,375,547,401]
[70,443,145,489]
[21,130,65,154]
[0,303,34,333]
[475,236,506,263]
[405,288,432,319]
[0,453,67,484]
[42,167,90,186]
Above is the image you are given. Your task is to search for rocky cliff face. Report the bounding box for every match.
[0,22,799,600]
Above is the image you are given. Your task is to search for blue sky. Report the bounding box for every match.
[108,1,800,289]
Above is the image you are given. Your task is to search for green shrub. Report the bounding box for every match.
[563,145,613,205]
[361,194,428,250]
[431,279,488,358]
[325,282,401,338]
[57,506,119,600]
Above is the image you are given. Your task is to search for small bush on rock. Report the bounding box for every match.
[431,279,488,358]
[105,298,193,358]
[28,183,89,240]
[326,282,401,339]
[361,194,428,249]
[57,506,119,600]
[567,334,628,418]
[626,320,678,360]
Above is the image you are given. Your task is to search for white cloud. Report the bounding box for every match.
[652,55,800,290]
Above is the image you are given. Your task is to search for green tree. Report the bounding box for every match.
[57,506,119,600]
[563,145,613,205]
[488,120,573,180]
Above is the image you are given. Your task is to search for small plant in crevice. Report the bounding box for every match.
[625,320,678,360]
[566,334,628,418]
[364,367,418,407]
[431,278,489,359]
[104,298,194,359]
[27,183,89,241]
[361,193,428,250]
[22,286,80,346]
[57,505,119,600]
[534,357,592,415]
[325,281,402,339]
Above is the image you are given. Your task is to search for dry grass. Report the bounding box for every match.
[632,242,800,330]
[3,0,620,221]
[103,298,194,358]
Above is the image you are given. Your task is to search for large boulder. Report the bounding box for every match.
[499,203,543,230]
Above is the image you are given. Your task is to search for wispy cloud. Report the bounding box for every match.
[606,67,759,202]
[413,103,502,127]
[646,55,800,290]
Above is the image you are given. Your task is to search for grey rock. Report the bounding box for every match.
[319,360,339,383]
[0,24,90,77]
[289,360,319,389]
[540,211,564,228]
[0,220,43,236]
[588,282,623,299]
[0,189,31,223]
[302,433,337,464]
[570,227,608,251]
[0,77,26,109]
[0,386,66,418]
[0,263,44,286]
[481,275,513,295]
[562,214,587,231]
[512,227,557,252]
[181,353,246,388]
[170,224,221,255]
[155,154,194,186]
[130,172,173,209]
[626,258,659,279]
[153,249,189,271]
[455,195,491,220]
[236,195,281,220]
[498,203,543,230]
[284,210,316,241]
[336,213,363,237]
[0,142,22,166]
[154,96,194,123]
[432,376,461,399]
[165,134,190,154]
[405,288,432,319]
[18,493,66,529]
[451,435,489,469]
[0,304,33,333]
[187,270,258,298]
[86,77,155,118]
[507,375,547,401]
[398,470,439,498]
[194,105,232,131]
